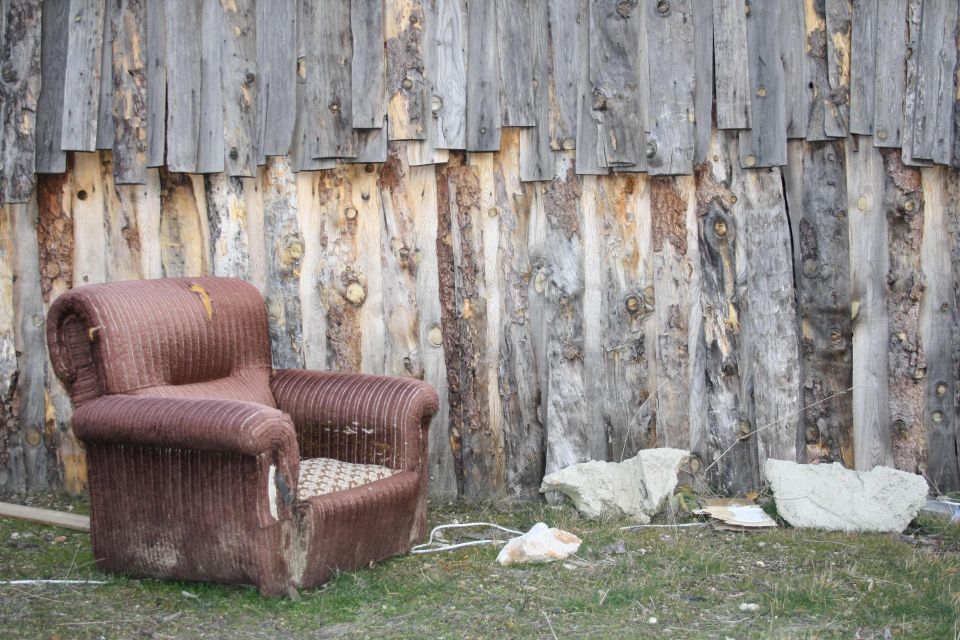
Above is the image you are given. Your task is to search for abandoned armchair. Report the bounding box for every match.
[45,277,439,596]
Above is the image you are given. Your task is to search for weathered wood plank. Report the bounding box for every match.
[546,0,578,150]
[574,0,606,175]
[738,0,787,169]
[61,0,104,152]
[900,0,932,166]
[781,0,810,138]
[848,0,877,135]
[145,0,165,167]
[872,0,908,147]
[783,140,853,466]
[434,0,466,149]
[137,169,163,278]
[352,0,385,129]
[588,0,644,168]
[923,169,960,491]
[158,168,206,278]
[0,206,19,490]
[910,0,957,164]
[465,0,500,152]
[645,0,695,175]
[520,0,553,182]
[352,126,389,164]
[101,155,143,281]
[110,0,147,185]
[405,0,449,166]
[846,137,893,470]
[692,0,713,165]
[386,0,427,141]
[308,0,353,158]
[204,174,251,279]
[0,0,42,203]
[0,502,90,531]
[71,153,107,286]
[220,0,257,176]
[94,3,112,150]
[164,0,201,172]
[496,0,534,126]
[651,175,702,449]
[255,0,296,158]
[712,0,751,130]
[35,0,70,174]
[11,197,56,489]
[696,131,759,493]
[739,166,801,463]
[882,150,925,474]
[261,157,304,368]
[824,0,851,137]
[196,0,224,174]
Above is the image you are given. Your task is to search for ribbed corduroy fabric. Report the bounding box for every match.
[46,277,439,596]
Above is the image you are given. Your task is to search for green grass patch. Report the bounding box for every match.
[0,493,958,639]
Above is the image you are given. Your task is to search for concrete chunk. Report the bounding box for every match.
[539,448,690,522]
[764,460,928,533]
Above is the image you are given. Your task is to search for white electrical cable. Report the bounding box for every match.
[0,579,108,585]
[410,522,525,554]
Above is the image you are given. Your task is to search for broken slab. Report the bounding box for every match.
[539,448,690,522]
[764,460,928,533]
[496,523,582,565]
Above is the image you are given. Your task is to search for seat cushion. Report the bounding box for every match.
[298,458,400,498]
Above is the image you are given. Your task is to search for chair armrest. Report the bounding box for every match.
[270,370,439,471]
[73,395,299,460]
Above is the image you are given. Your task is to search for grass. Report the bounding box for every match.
[0,493,958,639]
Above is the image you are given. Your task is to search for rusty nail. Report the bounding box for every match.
[329,101,340,113]
[479,126,487,135]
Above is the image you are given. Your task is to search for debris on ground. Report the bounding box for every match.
[693,499,777,531]
[496,522,582,566]
[539,448,690,521]
[764,459,928,532]
[922,498,960,523]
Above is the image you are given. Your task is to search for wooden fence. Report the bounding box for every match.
[0,0,959,497]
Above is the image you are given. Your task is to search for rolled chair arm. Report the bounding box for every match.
[73,395,299,459]
[270,369,439,472]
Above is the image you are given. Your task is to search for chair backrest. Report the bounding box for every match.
[46,277,275,407]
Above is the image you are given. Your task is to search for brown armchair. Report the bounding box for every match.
[46,277,439,596]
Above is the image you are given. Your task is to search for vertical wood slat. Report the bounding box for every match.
[910,0,957,164]
[496,0,535,127]
[220,0,257,176]
[406,0,449,166]
[309,0,354,158]
[781,0,810,139]
[0,0,42,204]
[712,0,751,130]
[386,0,427,141]
[352,0,385,129]
[35,0,70,174]
[846,137,893,470]
[803,0,832,142]
[519,0,552,182]
[873,0,908,147]
[574,0,606,176]
[465,0,500,152]
[824,0,852,138]
[546,0,578,151]
[588,0,644,169]
[0,205,17,490]
[645,0,695,175]
[94,2,113,150]
[783,140,853,466]
[255,0,296,158]
[692,0,713,165]
[738,0,786,169]
[61,0,104,152]
[433,0,466,149]
[164,0,200,172]
[900,0,932,166]
[110,0,147,185]
[848,0,877,135]
[145,0,166,167]
[196,0,224,174]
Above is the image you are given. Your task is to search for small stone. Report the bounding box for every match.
[648,617,658,625]
[53,535,67,543]
[764,459,928,533]
[496,523,581,565]
[739,603,760,613]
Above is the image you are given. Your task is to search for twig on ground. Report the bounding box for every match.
[542,610,559,640]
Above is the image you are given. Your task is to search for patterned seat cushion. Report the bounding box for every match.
[298,457,400,499]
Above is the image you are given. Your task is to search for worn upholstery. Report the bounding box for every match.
[298,458,399,498]
[46,277,439,596]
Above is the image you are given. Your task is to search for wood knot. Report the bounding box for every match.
[345,282,366,306]
[712,219,728,239]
